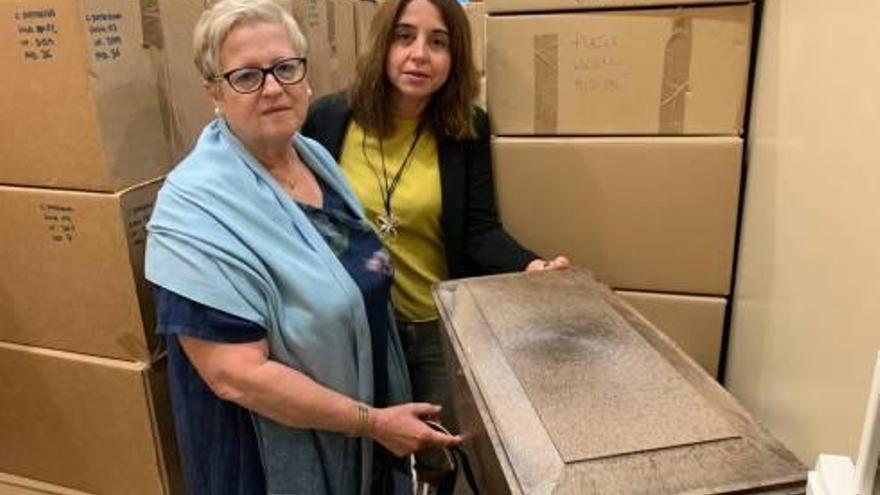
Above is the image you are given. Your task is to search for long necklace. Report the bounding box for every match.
[361,123,424,238]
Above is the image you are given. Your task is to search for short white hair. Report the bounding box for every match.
[193,0,307,80]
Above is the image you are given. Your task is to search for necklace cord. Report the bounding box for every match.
[361,122,425,222]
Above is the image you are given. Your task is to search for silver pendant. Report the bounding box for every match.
[377,211,400,238]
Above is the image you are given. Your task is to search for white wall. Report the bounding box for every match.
[727,0,880,465]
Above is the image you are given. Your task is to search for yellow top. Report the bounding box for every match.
[339,119,448,321]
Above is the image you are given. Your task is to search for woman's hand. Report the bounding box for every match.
[368,403,461,457]
[525,256,571,272]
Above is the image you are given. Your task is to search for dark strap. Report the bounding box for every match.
[440,445,480,495]
[425,421,481,495]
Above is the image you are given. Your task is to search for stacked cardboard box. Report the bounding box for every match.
[0,343,184,495]
[486,2,753,135]
[486,0,754,377]
[0,1,188,493]
[0,2,172,191]
[0,182,163,361]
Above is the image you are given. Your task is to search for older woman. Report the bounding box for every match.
[145,1,459,494]
[301,0,568,491]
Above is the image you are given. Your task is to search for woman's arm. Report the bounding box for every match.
[462,108,570,273]
[179,335,460,456]
[459,108,535,273]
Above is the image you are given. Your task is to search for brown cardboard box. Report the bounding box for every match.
[0,179,161,361]
[0,343,182,495]
[354,0,378,59]
[0,1,172,191]
[147,0,214,160]
[487,0,749,14]
[464,2,486,75]
[493,137,741,295]
[487,4,753,135]
[289,0,357,99]
[617,290,726,376]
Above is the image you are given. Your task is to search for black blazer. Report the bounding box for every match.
[301,92,536,278]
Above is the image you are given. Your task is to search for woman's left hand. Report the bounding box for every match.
[368,403,462,457]
[525,256,571,272]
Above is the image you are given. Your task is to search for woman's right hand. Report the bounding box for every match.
[525,255,571,272]
[368,403,462,457]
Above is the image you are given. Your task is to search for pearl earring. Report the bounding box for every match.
[214,107,223,118]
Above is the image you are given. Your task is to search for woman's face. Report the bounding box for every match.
[385,0,452,117]
[210,20,309,151]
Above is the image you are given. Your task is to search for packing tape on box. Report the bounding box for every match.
[327,0,337,53]
[530,12,693,134]
[659,11,692,134]
[533,34,559,134]
[139,0,186,156]
[140,0,164,49]
[326,0,341,77]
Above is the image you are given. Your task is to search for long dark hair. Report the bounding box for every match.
[348,0,479,140]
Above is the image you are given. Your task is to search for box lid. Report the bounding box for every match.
[433,268,806,494]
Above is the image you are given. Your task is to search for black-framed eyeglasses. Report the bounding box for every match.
[215,57,307,94]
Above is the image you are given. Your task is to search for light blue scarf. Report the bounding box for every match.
[145,119,411,495]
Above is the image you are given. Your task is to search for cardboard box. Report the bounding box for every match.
[146,0,214,160]
[289,0,357,99]
[493,137,741,295]
[617,290,726,376]
[0,179,161,361]
[0,343,182,495]
[487,0,749,14]
[487,4,753,135]
[354,0,378,59]
[464,2,486,75]
[0,1,172,191]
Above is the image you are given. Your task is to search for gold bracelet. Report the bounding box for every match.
[350,402,369,437]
